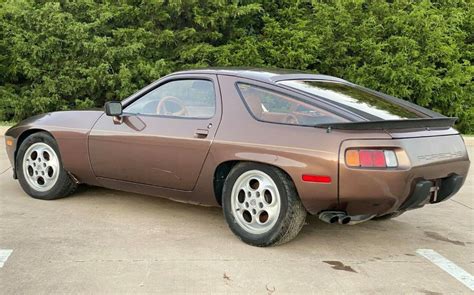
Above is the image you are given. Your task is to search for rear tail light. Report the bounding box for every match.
[345,149,398,168]
[383,150,398,167]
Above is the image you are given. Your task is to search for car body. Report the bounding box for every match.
[4,68,470,246]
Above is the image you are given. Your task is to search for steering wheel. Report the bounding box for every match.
[285,114,299,125]
[156,96,189,117]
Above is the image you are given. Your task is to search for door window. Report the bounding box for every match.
[125,79,216,118]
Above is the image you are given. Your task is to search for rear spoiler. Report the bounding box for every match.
[315,117,457,130]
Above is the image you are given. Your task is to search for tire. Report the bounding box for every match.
[372,211,404,221]
[16,132,78,200]
[222,162,307,247]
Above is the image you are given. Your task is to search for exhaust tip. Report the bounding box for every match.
[328,215,339,224]
[319,212,340,224]
[338,215,351,225]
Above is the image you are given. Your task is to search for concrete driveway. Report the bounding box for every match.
[0,127,472,294]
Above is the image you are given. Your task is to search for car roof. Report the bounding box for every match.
[170,68,348,84]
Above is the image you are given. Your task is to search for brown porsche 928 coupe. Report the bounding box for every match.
[5,69,470,246]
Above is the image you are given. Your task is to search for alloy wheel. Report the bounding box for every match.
[22,142,60,192]
[230,170,281,234]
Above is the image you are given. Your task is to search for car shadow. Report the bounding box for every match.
[67,184,420,252]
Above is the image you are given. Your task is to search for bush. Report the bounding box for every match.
[0,0,472,132]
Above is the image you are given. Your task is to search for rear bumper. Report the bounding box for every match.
[338,135,470,216]
[398,174,464,211]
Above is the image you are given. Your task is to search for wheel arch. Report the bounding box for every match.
[213,160,299,206]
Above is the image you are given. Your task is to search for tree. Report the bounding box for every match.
[0,0,472,132]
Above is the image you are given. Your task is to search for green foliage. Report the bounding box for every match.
[0,0,472,132]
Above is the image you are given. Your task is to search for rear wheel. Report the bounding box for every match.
[16,132,77,200]
[222,162,307,247]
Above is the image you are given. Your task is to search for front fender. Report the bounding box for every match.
[5,111,104,184]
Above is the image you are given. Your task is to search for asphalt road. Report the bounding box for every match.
[0,128,473,294]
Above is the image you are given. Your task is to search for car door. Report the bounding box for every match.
[88,74,221,191]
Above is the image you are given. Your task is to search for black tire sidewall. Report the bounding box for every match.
[16,132,70,200]
[222,163,291,246]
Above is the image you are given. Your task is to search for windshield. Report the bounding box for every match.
[279,80,425,120]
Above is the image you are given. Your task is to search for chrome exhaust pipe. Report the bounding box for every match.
[319,211,352,225]
[318,211,340,224]
[337,214,351,225]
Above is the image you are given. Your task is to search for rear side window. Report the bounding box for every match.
[236,83,347,126]
[279,80,424,120]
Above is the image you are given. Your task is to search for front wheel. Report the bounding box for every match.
[222,163,307,247]
[16,132,78,200]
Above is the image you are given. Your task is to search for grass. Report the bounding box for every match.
[0,121,14,126]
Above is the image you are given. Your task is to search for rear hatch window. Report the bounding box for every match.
[279,80,427,120]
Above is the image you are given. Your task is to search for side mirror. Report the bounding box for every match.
[105,101,123,117]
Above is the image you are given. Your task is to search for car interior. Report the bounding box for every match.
[124,79,216,118]
[238,83,346,126]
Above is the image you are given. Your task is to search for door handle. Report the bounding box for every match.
[194,128,209,138]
